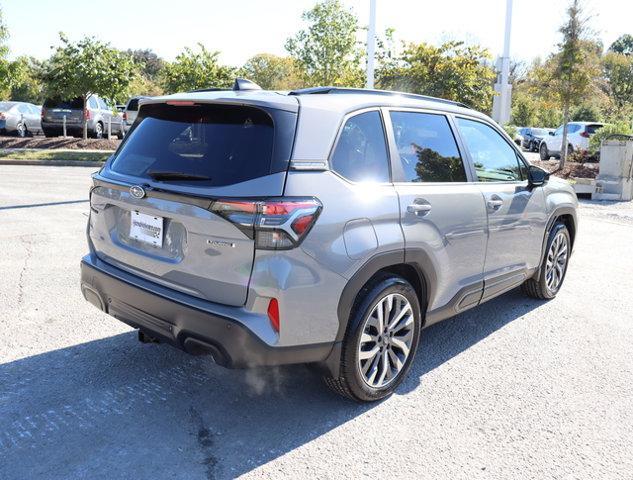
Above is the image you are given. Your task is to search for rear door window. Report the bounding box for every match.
[456,117,526,182]
[330,110,390,183]
[586,124,603,134]
[127,98,140,111]
[110,103,278,187]
[390,111,467,183]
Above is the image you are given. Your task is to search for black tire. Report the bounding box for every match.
[116,129,124,140]
[42,129,55,138]
[539,142,550,160]
[522,222,571,300]
[323,274,422,402]
[567,144,574,156]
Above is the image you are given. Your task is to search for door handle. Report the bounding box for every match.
[407,202,432,216]
[487,198,504,210]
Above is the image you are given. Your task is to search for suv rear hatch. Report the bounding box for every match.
[42,97,85,125]
[89,99,299,306]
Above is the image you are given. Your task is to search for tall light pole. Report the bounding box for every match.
[493,0,513,124]
[366,0,377,89]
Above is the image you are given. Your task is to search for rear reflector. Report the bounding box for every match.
[267,298,280,333]
[209,197,322,250]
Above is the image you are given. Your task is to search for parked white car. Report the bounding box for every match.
[539,122,605,160]
[122,96,147,132]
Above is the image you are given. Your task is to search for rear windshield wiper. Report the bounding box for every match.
[146,170,211,181]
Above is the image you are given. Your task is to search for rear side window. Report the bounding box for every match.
[110,103,277,187]
[586,124,603,134]
[98,98,109,110]
[127,99,140,111]
[330,111,390,183]
[390,111,467,183]
[88,97,98,109]
[456,117,525,182]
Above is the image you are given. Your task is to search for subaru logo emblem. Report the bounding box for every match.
[130,185,145,199]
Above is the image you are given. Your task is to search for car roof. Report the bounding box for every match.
[140,88,483,118]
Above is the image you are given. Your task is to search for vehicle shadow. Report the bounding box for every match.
[0,288,543,479]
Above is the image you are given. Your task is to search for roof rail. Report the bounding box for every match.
[288,86,470,109]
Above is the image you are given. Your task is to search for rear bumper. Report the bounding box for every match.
[80,254,333,368]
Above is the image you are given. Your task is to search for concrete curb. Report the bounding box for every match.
[0,159,105,167]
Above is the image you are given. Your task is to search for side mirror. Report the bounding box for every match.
[528,165,549,187]
[549,131,555,136]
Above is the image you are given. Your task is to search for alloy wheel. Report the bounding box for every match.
[357,293,415,388]
[545,231,569,292]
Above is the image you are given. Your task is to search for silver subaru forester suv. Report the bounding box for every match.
[81,79,577,402]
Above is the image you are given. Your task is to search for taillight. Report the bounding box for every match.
[580,131,590,138]
[210,197,322,250]
[122,112,128,122]
[84,109,91,120]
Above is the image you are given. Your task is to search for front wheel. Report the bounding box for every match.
[522,222,571,300]
[323,275,422,402]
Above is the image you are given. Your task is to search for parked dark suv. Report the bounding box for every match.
[42,95,124,138]
[81,80,578,402]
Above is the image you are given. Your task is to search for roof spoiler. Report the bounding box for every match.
[188,78,262,94]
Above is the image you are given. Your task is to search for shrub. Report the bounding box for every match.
[502,124,519,140]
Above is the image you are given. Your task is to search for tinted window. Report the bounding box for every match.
[390,112,466,183]
[111,103,275,187]
[586,124,603,134]
[127,99,140,111]
[330,111,390,183]
[457,118,525,182]
[43,97,84,109]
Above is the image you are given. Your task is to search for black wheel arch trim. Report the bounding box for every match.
[534,206,577,278]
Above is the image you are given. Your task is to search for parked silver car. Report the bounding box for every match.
[41,95,124,139]
[81,80,578,402]
[122,96,147,132]
[0,101,42,137]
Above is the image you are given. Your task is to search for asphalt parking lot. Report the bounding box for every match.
[1,165,632,479]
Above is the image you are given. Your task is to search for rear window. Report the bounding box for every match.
[43,97,83,109]
[110,103,277,187]
[127,99,140,111]
[586,124,604,134]
[0,102,15,112]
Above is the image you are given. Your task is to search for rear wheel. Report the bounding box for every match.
[522,221,571,300]
[539,142,550,160]
[323,275,422,402]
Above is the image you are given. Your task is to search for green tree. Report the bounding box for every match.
[609,34,633,56]
[285,0,362,86]
[241,54,305,90]
[161,44,234,93]
[0,5,10,98]
[126,48,164,81]
[603,51,633,111]
[379,41,496,112]
[553,0,598,168]
[8,56,45,103]
[511,93,537,126]
[42,34,137,138]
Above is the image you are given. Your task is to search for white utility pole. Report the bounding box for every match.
[493,0,513,124]
[366,0,377,89]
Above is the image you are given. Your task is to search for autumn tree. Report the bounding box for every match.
[241,54,305,90]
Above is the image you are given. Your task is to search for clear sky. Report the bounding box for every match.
[2,0,631,66]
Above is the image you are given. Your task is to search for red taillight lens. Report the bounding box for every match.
[84,109,91,120]
[580,131,590,138]
[267,298,280,333]
[210,197,322,250]
[122,112,127,121]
